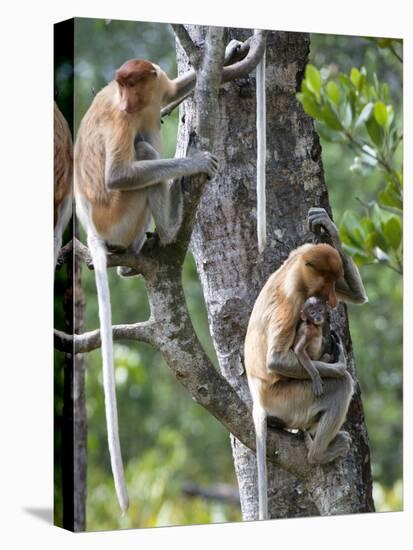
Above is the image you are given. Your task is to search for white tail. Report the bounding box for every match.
[256,46,267,254]
[253,405,268,520]
[87,233,129,512]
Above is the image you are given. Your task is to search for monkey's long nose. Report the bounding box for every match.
[328,287,338,308]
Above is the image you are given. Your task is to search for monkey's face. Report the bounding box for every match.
[301,244,343,308]
[115,59,158,114]
[301,297,327,325]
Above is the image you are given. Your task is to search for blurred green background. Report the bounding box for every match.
[54,19,403,531]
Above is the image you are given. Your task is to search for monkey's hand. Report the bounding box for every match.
[224,39,243,64]
[191,151,219,180]
[320,352,333,363]
[312,375,324,397]
[307,207,340,246]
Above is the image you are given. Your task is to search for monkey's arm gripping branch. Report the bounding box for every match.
[161,30,268,118]
[307,207,368,305]
[221,30,267,84]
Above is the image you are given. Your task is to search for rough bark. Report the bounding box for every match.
[179,28,374,519]
[61,219,87,532]
[73,222,87,531]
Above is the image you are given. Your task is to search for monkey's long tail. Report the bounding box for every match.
[87,233,129,513]
[256,41,267,255]
[253,404,268,520]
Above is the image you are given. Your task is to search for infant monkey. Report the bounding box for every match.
[293,296,331,397]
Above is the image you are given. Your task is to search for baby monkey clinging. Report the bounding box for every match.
[293,296,330,397]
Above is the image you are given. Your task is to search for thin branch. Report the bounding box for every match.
[161,90,193,119]
[56,238,73,269]
[172,24,201,67]
[75,238,158,278]
[389,44,403,63]
[54,320,157,354]
[74,320,157,353]
[221,29,267,84]
[55,329,73,354]
[182,482,240,505]
[161,31,267,119]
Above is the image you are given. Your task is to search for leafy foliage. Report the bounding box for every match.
[297,57,403,274]
[309,34,403,507]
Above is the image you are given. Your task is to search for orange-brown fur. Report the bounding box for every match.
[244,243,343,408]
[74,60,174,242]
[54,102,73,227]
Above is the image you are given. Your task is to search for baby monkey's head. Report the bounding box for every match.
[300,296,327,326]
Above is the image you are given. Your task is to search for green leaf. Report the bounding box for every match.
[379,186,403,210]
[343,102,353,129]
[326,81,340,105]
[358,73,367,94]
[374,101,388,126]
[298,94,322,120]
[301,80,313,96]
[320,103,343,130]
[365,232,380,250]
[350,67,360,87]
[386,104,394,126]
[305,64,322,95]
[316,124,345,143]
[366,116,383,147]
[342,243,371,265]
[339,74,352,89]
[368,85,378,100]
[361,217,376,234]
[355,102,373,128]
[341,211,365,246]
[383,216,402,250]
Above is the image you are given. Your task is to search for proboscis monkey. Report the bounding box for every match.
[54,101,73,269]
[74,59,219,511]
[245,207,368,520]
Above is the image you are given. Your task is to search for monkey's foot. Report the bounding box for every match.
[307,431,352,465]
[117,266,139,278]
[145,231,160,251]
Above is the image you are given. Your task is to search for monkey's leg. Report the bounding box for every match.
[306,372,354,464]
[294,337,324,396]
[54,195,72,270]
[117,210,152,278]
[147,179,183,245]
[134,138,183,246]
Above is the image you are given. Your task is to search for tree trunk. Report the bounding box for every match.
[177,27,374,520]
[61,222,87,532]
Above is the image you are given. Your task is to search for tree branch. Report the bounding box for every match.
[161,30,267,119]
[54,321,157,354]
[221,29,267,84]
[75,237,158,278]
[171,24,201,67]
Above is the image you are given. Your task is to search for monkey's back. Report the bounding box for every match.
[74,84,150,246]
[54,102,73,227]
